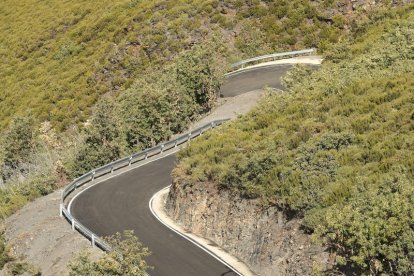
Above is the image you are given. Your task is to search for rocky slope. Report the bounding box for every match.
[166,178,332,275]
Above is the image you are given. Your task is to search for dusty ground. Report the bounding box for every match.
[192,89,265,128]
[0,190,103,276]
[0,89,265,276]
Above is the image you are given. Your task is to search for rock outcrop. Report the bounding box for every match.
[166,179,331,275]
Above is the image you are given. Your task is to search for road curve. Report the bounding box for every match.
[71,64,298,276]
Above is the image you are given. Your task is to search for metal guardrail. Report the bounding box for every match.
[230,48,316,69]
[60,119,229,252]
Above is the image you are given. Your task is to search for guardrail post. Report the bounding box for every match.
[145,152,148,160]
[59,203,63,217]
[160,144,164,153]
[91,234,95,248]
[188,133,191,141]
[111,166,114,173]
[128,156,133,166]
[92,171,96,181]
[71,218,75,231]
[174,140,178,148]
[211,122,216,128]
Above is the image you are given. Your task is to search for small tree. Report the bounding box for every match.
[68,231,151,276]
[70,97,123,177]
[117,36,227,153]
[117,82,175,152]
[173,36,227,111]
[0,116,34,181]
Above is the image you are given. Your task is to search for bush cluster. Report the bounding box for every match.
[68,231,150,276]
[0,117,62,220]
[67,40,226,177]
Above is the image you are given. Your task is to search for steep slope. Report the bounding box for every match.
[0,0,397,131]
[168,5,414,275]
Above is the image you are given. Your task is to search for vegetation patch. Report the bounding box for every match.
[66,39,226,177]
[68,231,150,276]
[0,0,390,131]
[0,231,11,270]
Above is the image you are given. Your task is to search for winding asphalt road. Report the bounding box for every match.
[70,64,301,276]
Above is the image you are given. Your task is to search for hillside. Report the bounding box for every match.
[173,4,414,274]
[0,0,412,274]
[0,0,392,132]
[0,0,395,212]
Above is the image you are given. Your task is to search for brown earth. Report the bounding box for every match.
[0,190,102,276]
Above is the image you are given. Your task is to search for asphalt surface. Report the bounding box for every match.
[220,64,293,96]
[70,64,297,276]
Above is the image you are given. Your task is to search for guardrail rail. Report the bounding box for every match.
[60,119,229,251]
[230,48,316,70]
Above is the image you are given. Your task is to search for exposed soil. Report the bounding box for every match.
[0,190,102,276]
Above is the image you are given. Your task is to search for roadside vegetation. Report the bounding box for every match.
[68,231,150,276]
[67,39,227,177]
[176,4,414,274]
[0,0,388,131]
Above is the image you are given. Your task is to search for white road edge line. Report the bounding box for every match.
[149,187,244,276]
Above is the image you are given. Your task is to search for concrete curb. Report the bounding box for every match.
[149,186,256,276]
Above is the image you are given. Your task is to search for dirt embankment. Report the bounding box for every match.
[166,178,332,275]
[0,190,102,276]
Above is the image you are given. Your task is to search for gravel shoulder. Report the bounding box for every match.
[1,189,103,276]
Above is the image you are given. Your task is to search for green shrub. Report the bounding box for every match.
[0,174,58,220]
[69,98,123,177]
[281,64,314,90]
[0,232,11,269]
[68,231,151,276]
[0,116,34,181]
[172,38,227,111]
